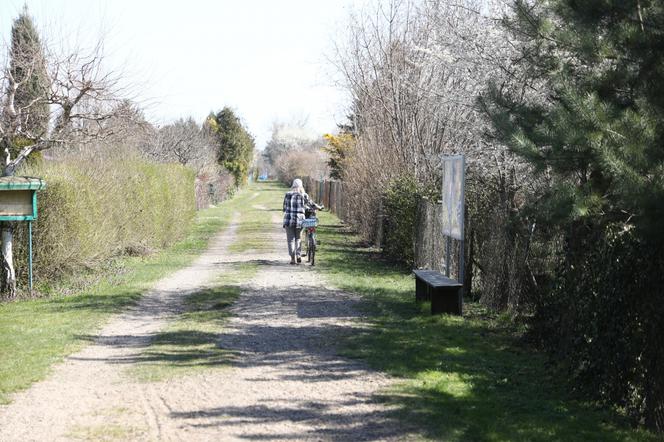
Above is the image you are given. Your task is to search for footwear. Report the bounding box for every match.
[290,253,296,265]
[297,257,302,264]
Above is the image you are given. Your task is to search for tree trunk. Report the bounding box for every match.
[1,222,17,298]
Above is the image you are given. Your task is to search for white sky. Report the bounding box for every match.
[0,0,359,148]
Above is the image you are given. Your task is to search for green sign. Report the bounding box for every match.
[0,176,46,293]
[0,177,46,221]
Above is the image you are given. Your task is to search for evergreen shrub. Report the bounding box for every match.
[533,226,664,429]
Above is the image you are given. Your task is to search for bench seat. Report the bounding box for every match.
[413,269,463,315]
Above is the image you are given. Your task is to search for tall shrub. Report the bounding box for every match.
[382,175,436,266]
[11,156,195,286]
[482,0,664,430]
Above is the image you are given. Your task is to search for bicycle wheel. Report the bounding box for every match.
[309,234,316,266]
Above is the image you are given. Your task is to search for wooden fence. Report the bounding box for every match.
[302,177,349,222]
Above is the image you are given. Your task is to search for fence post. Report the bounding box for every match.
[331,182,337,213]
[445,236,451,278]
[338,182,344,220]
[325,182,330,207]
[415,199,424,269]
[375,198,384,249]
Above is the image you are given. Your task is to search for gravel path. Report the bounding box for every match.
[0,208,414,441]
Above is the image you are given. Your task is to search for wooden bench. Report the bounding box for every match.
[413,270,463,315]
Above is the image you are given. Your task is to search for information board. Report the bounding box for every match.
[0,190,33,217]
[441,155,465,240]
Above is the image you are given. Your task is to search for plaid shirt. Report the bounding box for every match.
[283,190,305,227]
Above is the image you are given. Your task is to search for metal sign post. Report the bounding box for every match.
[28,221,33,293]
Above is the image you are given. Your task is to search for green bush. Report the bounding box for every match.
[382,175,435,266]
[532,225,664,428]
[11,156,195,287]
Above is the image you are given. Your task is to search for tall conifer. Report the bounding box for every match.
[482,0,664,431]
[209,107,255,185]
[8,6,49,137]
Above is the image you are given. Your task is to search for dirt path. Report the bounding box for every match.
[0,207,413,441]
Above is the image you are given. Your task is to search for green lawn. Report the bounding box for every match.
[0,186,256,404]
[313,207,656,441]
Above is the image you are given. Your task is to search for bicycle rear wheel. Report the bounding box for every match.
[308,234,316,266]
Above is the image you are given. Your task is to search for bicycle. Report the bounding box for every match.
[301,203,323,266]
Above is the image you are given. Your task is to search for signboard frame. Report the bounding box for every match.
[440,155,466,283]
[441,155,465,241]
[0,189,39,221]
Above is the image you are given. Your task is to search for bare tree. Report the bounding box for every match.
[331,0,548,308]
[331,0,495,233]
[142,117,215,169]
[335,0,521,176]
[0,32,128,296]
[263,120,327,182]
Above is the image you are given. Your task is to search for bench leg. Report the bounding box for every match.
[415,278,430,302]
[431,286,462,315]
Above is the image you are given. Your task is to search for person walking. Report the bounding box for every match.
[283,178,306,264]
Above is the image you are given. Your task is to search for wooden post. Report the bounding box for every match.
[375,199,384,249]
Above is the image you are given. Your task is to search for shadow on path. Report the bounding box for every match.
[170,394,402,441]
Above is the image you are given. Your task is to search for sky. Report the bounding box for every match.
[0,0,359,149]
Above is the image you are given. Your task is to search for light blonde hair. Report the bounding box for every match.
[291,178,305,194]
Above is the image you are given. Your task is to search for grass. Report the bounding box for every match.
[0,186,257,404]
[67,423,146,441]
[313,207,657,441]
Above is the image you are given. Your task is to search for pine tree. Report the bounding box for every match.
[209,107,255,185]
[482,0,664,431]
[8,6,49,138]
[484,0,664,240]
